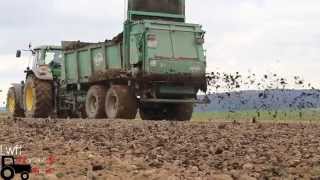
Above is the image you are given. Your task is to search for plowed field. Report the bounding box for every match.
[1,117,320,180]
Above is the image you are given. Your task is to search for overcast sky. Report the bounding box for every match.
[0,0,320,104]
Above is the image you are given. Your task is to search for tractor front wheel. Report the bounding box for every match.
[24,76,53,118]
[1,166,15,180]
[21,172,29,180]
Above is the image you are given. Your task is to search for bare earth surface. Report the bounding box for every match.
[1,117,320,180]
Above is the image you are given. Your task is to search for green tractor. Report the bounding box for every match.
[7,0,207,121]
[7,45,62,118]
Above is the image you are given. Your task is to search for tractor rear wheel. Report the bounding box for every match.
[24,76,53,118]
[105,85,137,119]
[1,166,15,179]
[7,87,24,118]
[85,85,107,119]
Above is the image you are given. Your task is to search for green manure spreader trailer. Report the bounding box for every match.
[7,0,208,121]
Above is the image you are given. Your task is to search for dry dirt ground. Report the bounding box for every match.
[1,117,320,180]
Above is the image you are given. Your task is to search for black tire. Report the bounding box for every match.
[7,87,24,118]
[140,103,193,121]
[24,76,53,118]
[105,85,137,119]
[21,172,29,180]
[85,85,107,118]
[169,103,193,121]
[139,104,166,121]
[1,166,15,180]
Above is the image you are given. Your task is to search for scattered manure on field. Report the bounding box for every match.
[200,72,320,122]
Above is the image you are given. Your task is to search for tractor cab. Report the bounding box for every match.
[32,46,62,78]
[16,45,63,79]
[33,46,62,67]
[2,156,15,167]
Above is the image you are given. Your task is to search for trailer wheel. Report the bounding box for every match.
[24,76,53,118]
[105,85,137,119]
[21,172,29,180]
[169,103,193,121]
[85,85,107,119]
[1,166,15,179]
[7,87,24,118]
[139,105,166,121]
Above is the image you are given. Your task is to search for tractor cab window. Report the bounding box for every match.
[44,50,62,65]
[3,157,14,166]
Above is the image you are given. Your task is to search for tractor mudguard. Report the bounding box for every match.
[32,65,53,81]
[11,83,24,110]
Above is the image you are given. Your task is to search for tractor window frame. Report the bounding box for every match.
[33,50,43,69]
[3,157,14,166]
